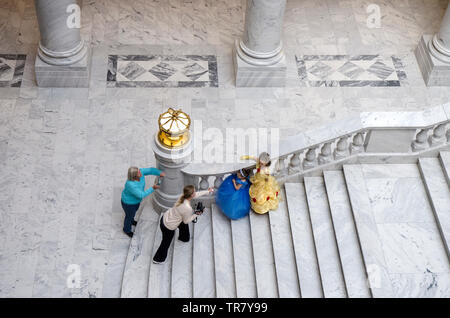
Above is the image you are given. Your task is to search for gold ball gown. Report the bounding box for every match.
[249,165,280,214]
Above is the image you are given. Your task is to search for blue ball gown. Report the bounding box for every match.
[215,174,251,220]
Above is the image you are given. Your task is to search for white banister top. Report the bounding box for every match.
[181,104,450,176]
[360,105,448,128]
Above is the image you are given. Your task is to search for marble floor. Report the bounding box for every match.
[0,0,449,297]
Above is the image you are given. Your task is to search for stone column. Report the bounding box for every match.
[34,0,90,87]
[234,0,287,87]
[151,134,193,213]
[415,3,450,86]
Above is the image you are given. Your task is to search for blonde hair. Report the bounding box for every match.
[127,166,140,181]
[176,185,195,207]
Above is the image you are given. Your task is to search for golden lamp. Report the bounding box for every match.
[157,108,191,148]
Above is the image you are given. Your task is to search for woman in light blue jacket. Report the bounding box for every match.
[121,166,165,237]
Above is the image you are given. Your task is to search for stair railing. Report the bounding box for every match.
[181,104,450,202]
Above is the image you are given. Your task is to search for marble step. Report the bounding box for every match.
[343,164,394,297]
[211,204,236,298]
[170,222,194,298]
[249,212,278,297]
[121,205,160,298]
[147,214,174,298]
[323,171,371,298]
[304,177,347,298]
[101,235,131,298]
[418,158,450,260]
[230,216,257,298]
[192,207,216,298]
[284,183,323,298]
[439,152,450,188]
[268,189,301,298]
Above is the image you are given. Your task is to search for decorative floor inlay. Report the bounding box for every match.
[107,55,218,88]
[295,55,407,87]
[0,54,26,87]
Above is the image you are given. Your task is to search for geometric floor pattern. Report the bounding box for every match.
[107,55,218,88]
[0,54,26,88]
[296,55,407,87]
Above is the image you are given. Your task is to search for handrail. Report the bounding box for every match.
[182,104,450,178]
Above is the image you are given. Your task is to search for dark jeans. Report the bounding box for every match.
[153,217,189,263]
[121,200,140,233]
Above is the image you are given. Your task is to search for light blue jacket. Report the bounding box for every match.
[121,167,162,205]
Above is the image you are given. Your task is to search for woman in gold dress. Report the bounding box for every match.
[241,152,280,214]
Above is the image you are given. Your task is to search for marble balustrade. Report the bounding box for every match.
[182,105,450,191]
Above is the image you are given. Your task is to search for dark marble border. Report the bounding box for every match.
[306,80,400,87]
[106,55,117,83]
[0,54,26,88]
[110,80,215,88]
[391,55,407,83]
[295,54,407,87]
[302,55,381,61]
[107,54,218,88]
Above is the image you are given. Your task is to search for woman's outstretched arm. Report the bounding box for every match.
[232,178,242,190]
[140,167,163,176]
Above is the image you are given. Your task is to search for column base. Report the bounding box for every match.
[415,35,450,86]
[152,192,180,214]
[34,47,91,87]
[233,40,286,87]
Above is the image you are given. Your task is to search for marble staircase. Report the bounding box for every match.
[120,153,450,298]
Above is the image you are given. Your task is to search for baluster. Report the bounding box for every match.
[303,147,317,169]
[192,176,200,190]
[276,155,288,176]
[350,132,365,154]
[411,128,430,152]
[288,151,302,174]
[334,136,350,160]
[430,123,447,146]
[214,174,224,189]
[199,175,209,190]
[318,142,332,165]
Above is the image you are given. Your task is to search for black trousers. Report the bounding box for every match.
[153,217,190,263]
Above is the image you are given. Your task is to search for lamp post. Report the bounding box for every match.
[152,108,193,213]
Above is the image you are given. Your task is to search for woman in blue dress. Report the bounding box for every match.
[215,168,251,220]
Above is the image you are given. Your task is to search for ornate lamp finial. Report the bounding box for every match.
[157,108,191,148]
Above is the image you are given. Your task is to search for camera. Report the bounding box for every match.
[192,201,205,224]
[154,176,163,187]
[194,201,205,215]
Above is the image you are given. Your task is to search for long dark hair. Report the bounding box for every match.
[238,168,249,178]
